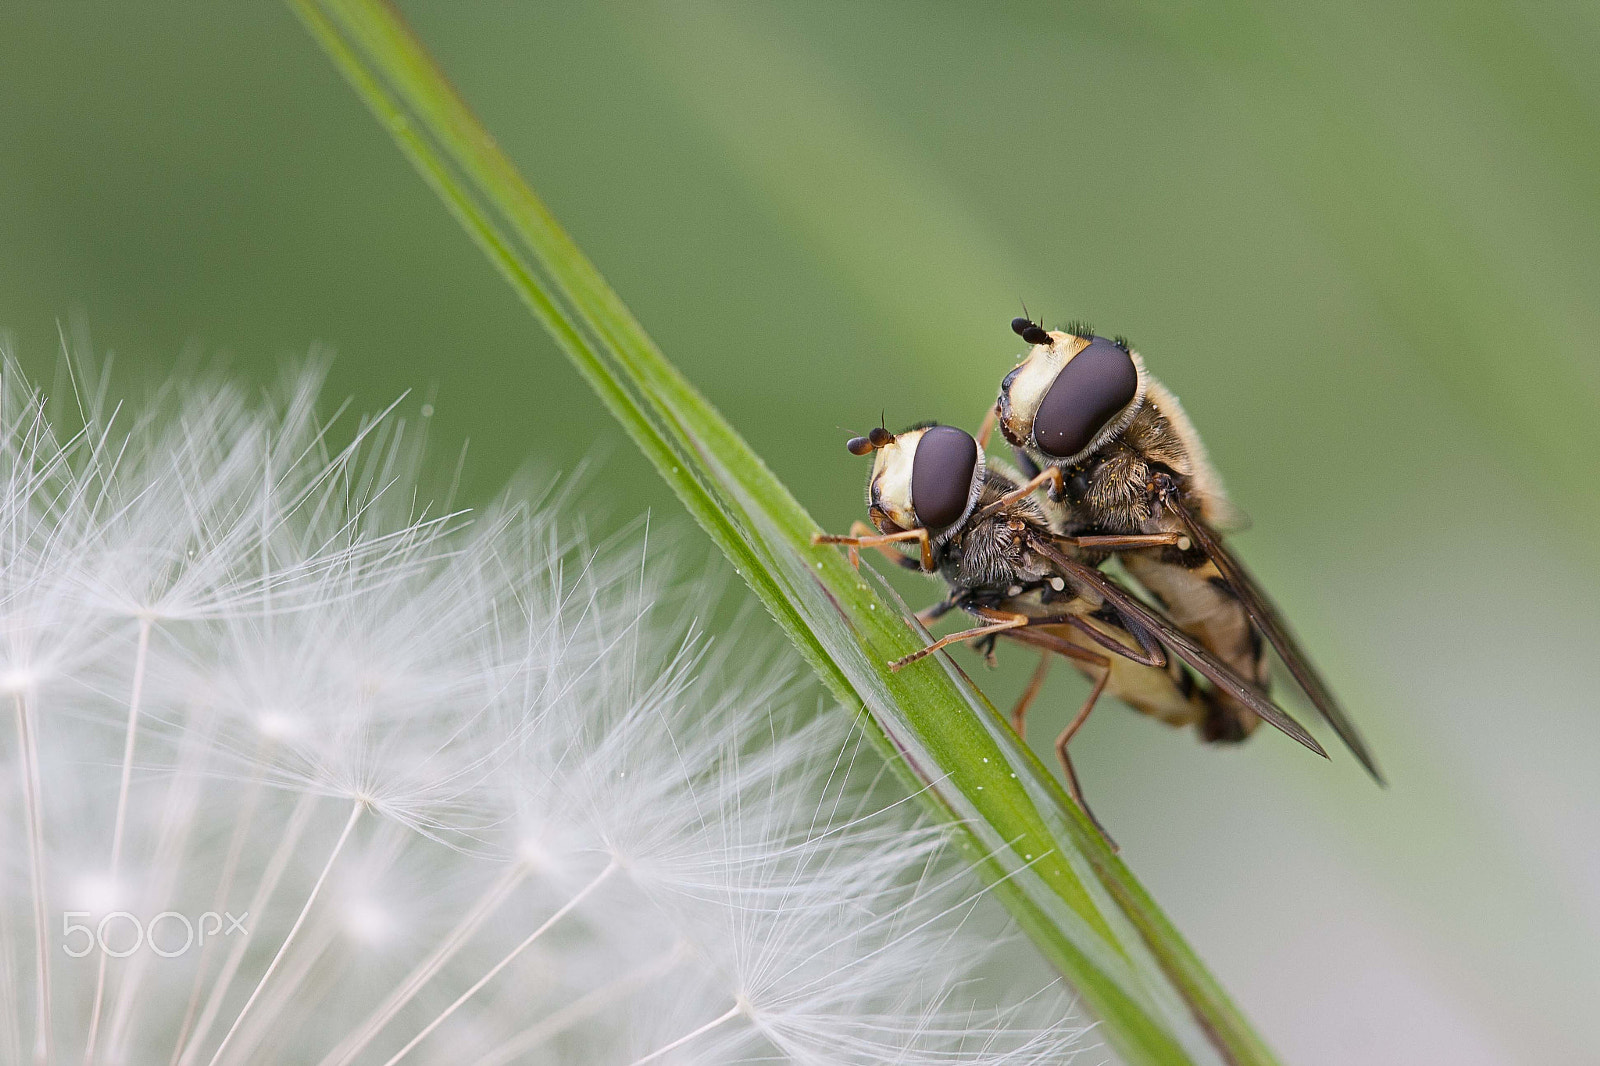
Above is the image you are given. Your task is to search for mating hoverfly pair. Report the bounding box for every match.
[814,317,1381,838]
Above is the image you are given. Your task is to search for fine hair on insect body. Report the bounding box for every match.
[813,418,1328,839]
[987,314,1382,782]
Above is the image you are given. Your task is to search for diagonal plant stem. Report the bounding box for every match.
[286,3,1286,1064]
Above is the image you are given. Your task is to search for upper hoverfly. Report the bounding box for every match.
[986,316,1382,782]
[811,420,1327,833]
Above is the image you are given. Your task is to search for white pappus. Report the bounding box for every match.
[0,346,1094,1066]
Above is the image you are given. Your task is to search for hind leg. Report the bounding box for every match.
[1009,652,1052,736]
[1056,663,1117,849]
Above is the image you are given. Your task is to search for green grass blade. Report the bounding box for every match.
[288,3,1286,1064]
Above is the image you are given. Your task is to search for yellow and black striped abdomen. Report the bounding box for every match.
[1121,554,1269,742]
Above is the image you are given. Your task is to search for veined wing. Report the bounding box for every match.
[1028,535,1328,760]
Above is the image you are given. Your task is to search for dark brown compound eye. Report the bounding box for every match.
[1032,336,1138,458]
[910,425,979,530]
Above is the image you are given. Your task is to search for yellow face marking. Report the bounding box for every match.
[868,427,924,532]
[999,331,1091,448]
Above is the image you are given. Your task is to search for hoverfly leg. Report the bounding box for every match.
[1056,658,1118,850]
[813,525,934,572]
[1026,532,1329,758]
[837,520,919,572]
[1010,652,1053,736]
[975,466,1066,521]
[888,613,1028,671]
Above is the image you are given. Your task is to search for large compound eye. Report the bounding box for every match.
[1033,337,1138,458]
[910,425,979,530]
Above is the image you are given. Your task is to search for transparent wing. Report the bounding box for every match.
[1161,490,1383,784]
[1028,536,1328,760]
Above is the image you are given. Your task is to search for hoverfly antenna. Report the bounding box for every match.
[1011,314,1051,347]
[1012,299,1035,337]
[867,426,895,449]
[846,436,874,456]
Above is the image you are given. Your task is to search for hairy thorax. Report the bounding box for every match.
[939,477,1052,592]
[1066,399,1194,534]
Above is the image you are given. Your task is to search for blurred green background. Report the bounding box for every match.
[3,3,1598,1062]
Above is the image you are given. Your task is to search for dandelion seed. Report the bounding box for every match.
[0,350,1092,1066]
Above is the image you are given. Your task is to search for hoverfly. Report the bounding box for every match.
[811,421,1326,833]
[986,316,1382,782]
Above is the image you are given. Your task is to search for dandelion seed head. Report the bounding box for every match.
[0,349,1093,1066]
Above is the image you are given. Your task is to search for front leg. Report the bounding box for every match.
[813,524,934,572]
[975,466,1065,521]
[828,520,921,571]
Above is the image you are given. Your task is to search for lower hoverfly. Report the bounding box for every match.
[811,421,1326,835]
[984,316,1381,782]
